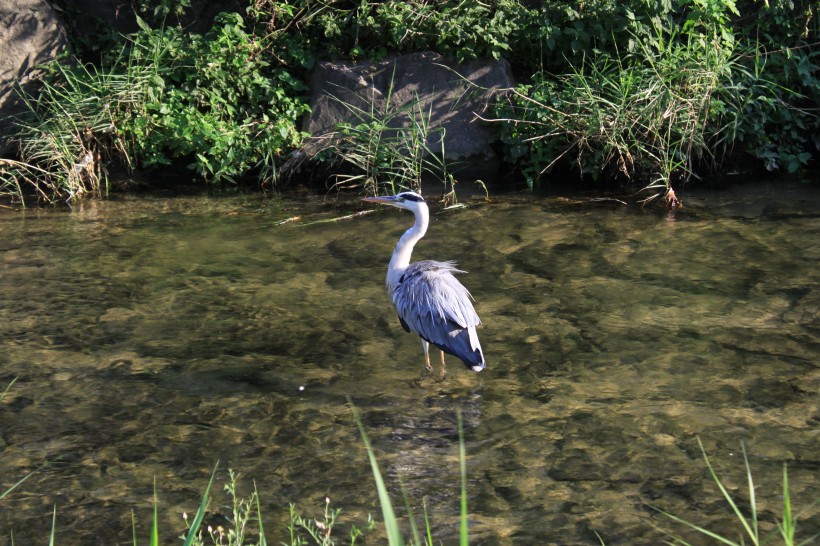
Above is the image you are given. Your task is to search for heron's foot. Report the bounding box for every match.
[410,367,434,388]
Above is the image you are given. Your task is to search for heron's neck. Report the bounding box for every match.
[386,204,429,293]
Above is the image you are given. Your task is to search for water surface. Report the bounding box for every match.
[0,184,817,544]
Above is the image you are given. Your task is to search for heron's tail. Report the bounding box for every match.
[435,325,486,372]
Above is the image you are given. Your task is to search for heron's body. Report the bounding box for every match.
[363,192,486,373]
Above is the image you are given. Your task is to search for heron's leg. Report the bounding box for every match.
[438,350,447,380]
[422,340,433,372]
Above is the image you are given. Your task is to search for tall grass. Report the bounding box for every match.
[318,66,455,198]
[1,13,307,207]
[493,12,799,205]
[0,26,174,206]
[0,57,134,205]
[657,437,817,546]
[496,22,734,204]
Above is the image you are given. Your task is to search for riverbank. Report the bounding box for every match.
[1,0,816,207]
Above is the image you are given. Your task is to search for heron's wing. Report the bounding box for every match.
[393,260,485,369]
[394,261,481,329]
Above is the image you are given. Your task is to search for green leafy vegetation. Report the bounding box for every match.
[249,0,526,63]
[1,9,308,205]
[0,0,815,205]
[122,13,308,184]
[494,0,817,199]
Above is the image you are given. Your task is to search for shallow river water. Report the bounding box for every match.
[0,183,817,545]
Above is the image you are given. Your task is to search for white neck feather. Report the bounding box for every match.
[386,202,429,294]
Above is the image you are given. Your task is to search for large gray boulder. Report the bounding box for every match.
[0,0,67,153]
[293,51,514,185]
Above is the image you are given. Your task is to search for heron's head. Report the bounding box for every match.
[362,191,426,212]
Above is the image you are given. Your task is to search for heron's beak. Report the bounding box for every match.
[362,195,398,205]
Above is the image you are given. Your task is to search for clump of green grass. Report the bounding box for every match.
[1,12,308,207]
[170,405,472,546]
[495,16,739,206]
[171,465,373,546]
[0,58,130,205]
[493,5,813,206]
[315,66,455,198]
[656,437,817,546]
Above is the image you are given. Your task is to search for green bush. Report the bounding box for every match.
[2,0,815,204]
[249,0,526,63]
[248,0,683,69]
[496,23,729,196]
[494,0,817,196]
[122,13,308,183]
[1,10,309,204]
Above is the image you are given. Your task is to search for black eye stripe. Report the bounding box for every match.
[398,192,424,202]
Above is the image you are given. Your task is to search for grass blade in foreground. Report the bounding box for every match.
[351,401,472,546]
[398,476,422,545]
[776,463,794,544]
[1,377,18,401]
[656,437,814,546]
[458,412,469,546]
[351,404,404,546]
[254,481,268,546]
[1,465,44,500]
[1,379,46,500]
[151,478,159,546]
[49,505,57,546]
[182,463,219,546]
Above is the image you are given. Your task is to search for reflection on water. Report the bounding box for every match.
[0,185,817,545]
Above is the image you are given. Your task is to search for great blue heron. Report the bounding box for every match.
[363,191,486,375]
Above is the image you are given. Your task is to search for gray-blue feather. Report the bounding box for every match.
[393,260,486,370]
